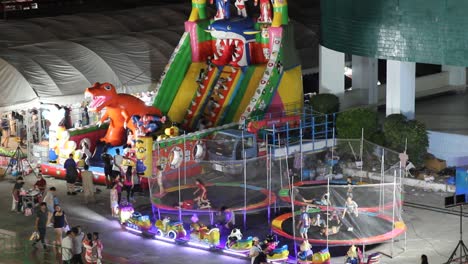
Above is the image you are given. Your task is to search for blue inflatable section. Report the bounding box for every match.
[89,143,125,167]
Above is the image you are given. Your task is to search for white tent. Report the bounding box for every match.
[0,4,319,111]
[0,5,188,111]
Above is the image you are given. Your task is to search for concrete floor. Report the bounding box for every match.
[1,91,468,263]
[0,172,466,264]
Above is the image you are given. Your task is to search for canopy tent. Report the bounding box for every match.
[0,4,319,111]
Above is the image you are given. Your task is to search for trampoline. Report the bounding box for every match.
[278,180,403,212]
[271,210,406,246]
[152,182,276,213]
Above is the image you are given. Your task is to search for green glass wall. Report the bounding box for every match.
[321,0,468,67]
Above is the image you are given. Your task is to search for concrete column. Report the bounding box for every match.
[442,65,466,86]
[352,55,378,105]
[319,45,344,94]
[386,60,416,119]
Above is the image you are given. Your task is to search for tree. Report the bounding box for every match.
[336,107,379,140]
[383,114,428,166]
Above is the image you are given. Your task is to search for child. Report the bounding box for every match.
[193,179,207,202]
[110,183,119,217]
[114,175,123,205]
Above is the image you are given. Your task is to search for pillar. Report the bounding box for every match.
[319,45,344,94]
[386,60,416,119]
[442,65,466,87]
[352,55,378,105]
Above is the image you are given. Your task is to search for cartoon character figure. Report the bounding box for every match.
[227,228,243,247]
[211,0,230,20]
[53,127,77,164]
[134,139,147,175]
[298,240,313,262]
[84,82,163,146]
[234,0,247,17]
[255,0,272,23]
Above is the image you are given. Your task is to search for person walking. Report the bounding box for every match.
[71,226,85,264]
[32,202,48,249]
[112,149,123,179]
[92,232,103,264]
[52,204,69,246]
[81,164,96,204]
[101,151,113,189]
[64,154,78,195]
[62,231,74,264]
[248,237,261,264]
[83,233,97,264]
[43,187,58,226]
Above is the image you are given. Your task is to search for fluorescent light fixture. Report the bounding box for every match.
[222,249,248,258]
[125,226,142,234]
[187,241,212,249]
[154,235,176,243]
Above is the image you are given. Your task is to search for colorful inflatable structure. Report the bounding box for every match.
[39,1,310,261]
[153,0,302,130]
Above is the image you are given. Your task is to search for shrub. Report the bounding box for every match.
[336,107,379,140]
[309,93,340,114]
[383,114,428,166]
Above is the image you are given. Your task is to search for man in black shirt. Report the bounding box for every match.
[101,151,113,189]
[33,202,48,249]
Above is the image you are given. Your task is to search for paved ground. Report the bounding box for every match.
[0,171,466,264]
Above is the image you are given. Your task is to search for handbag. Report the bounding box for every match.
[29,231,39,241]
[63,225,70,232]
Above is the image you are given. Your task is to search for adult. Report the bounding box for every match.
[297,206,310,240]
[62,231,74,264]
[248,237,261,264]
[71,226,85,264]
[64,153,78,195]
[93,232,103,263]
[342,196,359,218]
[112,149,123,179]
[11,176,24,212]
[1,115,10,147]
[421,254,429,264]
[253,243,268,264]
[83,233,97,264]
[32,202,48,249]
[43,187,58,226]
[101,151,113,189]
[34,173,47,194]
[292,188,315,205]
[52,204,68,246]
[81,164,96,204]
[216,206,235,230]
